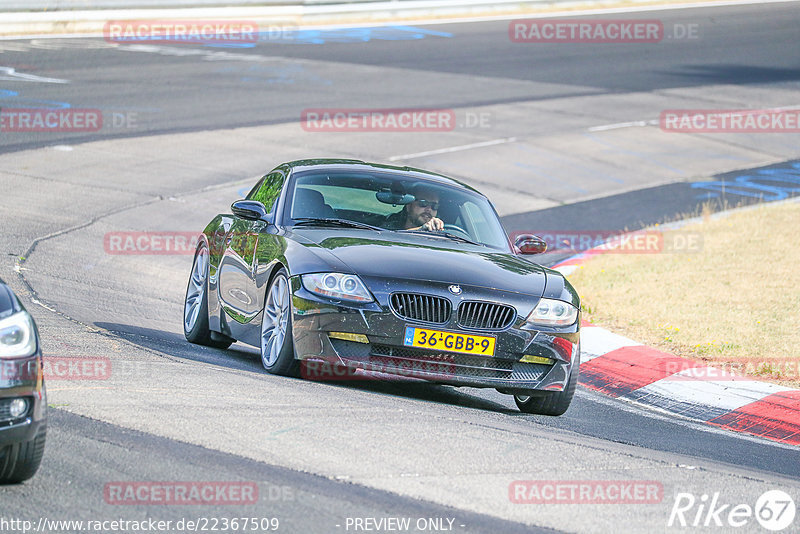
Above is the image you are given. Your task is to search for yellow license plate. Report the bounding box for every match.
[403,326,495,356]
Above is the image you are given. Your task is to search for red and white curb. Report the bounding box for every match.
[553,254,800,447]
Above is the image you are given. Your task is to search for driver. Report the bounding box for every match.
[383,187,444,231]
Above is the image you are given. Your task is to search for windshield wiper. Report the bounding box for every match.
[398,229,485,247]
[293,218,383,231]
[440,231,485,247]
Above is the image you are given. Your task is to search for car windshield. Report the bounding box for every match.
[286,171,511,250]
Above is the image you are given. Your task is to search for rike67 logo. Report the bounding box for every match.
[669,490,796,531]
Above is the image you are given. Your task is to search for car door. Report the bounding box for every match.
[218,171,285,328]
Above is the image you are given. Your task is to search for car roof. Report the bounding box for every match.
[282,159,481,194]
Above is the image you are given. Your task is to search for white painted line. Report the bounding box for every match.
[587,120,658,132]
[673,367,799,395]
[0,66,68,84]
[580,326,641,361]
[587,104,800,132]
[633,376,792,412]
[388,137,517,162]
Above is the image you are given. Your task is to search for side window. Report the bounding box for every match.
[248,171,284,213]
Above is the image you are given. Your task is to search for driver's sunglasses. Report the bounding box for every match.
[416,199,439,210]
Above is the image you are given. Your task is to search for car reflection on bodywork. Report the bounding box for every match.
[184,159,580,415]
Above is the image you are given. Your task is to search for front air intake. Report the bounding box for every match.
[390,293,451,324]
[456,301,516,331]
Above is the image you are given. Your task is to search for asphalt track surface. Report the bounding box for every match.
[1,3,798,152]
[2,3,800,533]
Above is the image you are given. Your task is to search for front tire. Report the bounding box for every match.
[0,426,46,484]
[184,242,232,349]
[515,351,580,416]
[260,269,298,376]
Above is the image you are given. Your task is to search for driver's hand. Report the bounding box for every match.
[421,217,444,232]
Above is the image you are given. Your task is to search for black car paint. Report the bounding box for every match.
[0,281,46,467]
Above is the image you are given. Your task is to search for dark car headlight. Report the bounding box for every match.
[0,311,37,358]
[301,273,373,303]
[522,298,578,328]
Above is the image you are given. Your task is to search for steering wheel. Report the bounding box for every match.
[443,223,470,237]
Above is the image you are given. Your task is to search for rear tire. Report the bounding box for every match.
[260,269,299,377]
[184,242,233,350]
[0,426,46,484]
[515,350,580,416]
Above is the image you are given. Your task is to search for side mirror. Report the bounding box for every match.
[514,234,547,255]
[231,200,272,223]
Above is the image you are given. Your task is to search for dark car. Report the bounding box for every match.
[0,279,46,483]
[184,159,580,415]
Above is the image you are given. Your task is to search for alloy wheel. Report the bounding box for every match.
[184,246,208,333]
[261,275,290,368]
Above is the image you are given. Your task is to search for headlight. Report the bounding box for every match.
[523,298,578,328]
[301,273,373,303]
[0,311,37,358]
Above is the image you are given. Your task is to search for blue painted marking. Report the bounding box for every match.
[690,181,784,200]
[112,25,451,47]
[0,89,71,109]
[404,327,414,346]
[257,25,453,45]
[237,187,250,197]
[203,43,255,49]
[690,161,800,201]
[754,165,800,181]
[390,25,454,38]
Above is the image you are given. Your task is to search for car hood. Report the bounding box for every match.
[288,228,547,297]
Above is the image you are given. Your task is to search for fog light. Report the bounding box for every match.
[328,332,369,344]
[8,398,28,418]
[520,355,555,365]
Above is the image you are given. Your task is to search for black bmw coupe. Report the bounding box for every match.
[184,159,580,415]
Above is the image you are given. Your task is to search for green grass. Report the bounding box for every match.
[568,200,800,386]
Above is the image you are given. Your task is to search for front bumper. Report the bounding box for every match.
[289,276,579,392]
[0,354,46,446]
